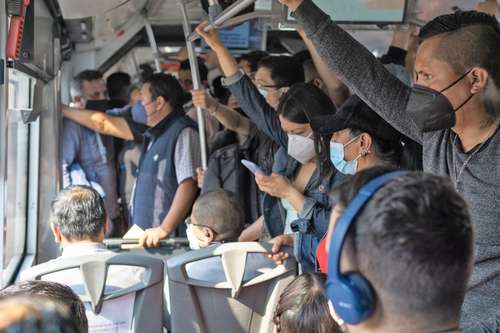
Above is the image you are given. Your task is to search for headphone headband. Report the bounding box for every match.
[328,171,407,281]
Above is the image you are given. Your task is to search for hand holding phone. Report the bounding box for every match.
[241,159,264,175]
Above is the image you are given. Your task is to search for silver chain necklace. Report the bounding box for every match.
[452,122,499,188]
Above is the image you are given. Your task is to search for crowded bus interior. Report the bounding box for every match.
[0,0,499,332]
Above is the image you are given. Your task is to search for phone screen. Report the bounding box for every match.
[241,159,263,175]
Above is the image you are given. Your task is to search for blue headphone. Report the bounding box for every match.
[327,171,407,325]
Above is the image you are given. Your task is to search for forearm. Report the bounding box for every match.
[208,102,251,136]
[63,107,134,140]
[301,32,348,105]
[225,75,288,148]
[239,216,264,242]
[213,45,240,78]
[285,186,305,213]
[159,178,198,235]
[294,1,421,143]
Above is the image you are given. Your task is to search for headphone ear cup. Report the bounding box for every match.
[329,273,375,325]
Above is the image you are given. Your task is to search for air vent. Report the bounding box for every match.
[7,0,22,16]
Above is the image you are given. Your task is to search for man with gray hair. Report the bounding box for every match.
[63,70,120,236]
[23,185,142,290]
[185,189,275,282]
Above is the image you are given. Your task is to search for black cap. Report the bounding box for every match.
[310,95,402,142]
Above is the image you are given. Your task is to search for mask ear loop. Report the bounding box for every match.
[439,68,473,93]
[453,93,475,113]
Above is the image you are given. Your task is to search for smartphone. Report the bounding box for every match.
[241,159,264,175]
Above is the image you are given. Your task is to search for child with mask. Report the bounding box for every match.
[184,189,275,282]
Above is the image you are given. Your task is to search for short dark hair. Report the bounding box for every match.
[330,167,473,327]
[50,185,106,242]
[292,49,312,65]
[274,273,341,333]
[145,73,185,110]
[179,58,208,82]
[258,56,305,88]
[419,11,500,88]
[278,83,336,180]
[0,296,81,333]
[106,72,131,101]
[0,281,88,333]
[191,190,244,241]
[238,50,269,73]
[71,70,103,97]
[139,63,154,83]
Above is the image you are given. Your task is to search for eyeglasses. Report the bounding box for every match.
[257,83,283,91]
[185,216,213,230]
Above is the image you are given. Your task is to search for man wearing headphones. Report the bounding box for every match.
[321,167,474,333]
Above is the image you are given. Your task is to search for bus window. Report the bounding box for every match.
[1,69,33,287]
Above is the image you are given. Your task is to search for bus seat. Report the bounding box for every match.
[20,253,164,333]
[166,242,297,333]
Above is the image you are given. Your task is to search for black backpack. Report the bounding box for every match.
[202,128,278,225]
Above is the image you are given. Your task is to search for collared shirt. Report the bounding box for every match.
[62,119,119,219]
[37,242,144,292]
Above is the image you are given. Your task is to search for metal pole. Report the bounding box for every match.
[144,19,162,73]
[188,0,256,41]
[178,0,208,169]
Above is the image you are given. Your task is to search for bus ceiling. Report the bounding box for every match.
[42,0,486,73]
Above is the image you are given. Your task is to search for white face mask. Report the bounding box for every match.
[258,88,268,98]
[287,134,316,164]
[186,224,200,250]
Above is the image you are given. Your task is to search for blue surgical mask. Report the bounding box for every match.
[329,136,360,175]
[131,101,148,125]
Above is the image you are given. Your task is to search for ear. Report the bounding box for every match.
[102,219,108,237]
[280,87,290,95]
[156,95,166,110]
[470,67,489,94]
[312,78,325,89]
[359,132,373,155]
[203,227,216,246]
[50,223,62,244]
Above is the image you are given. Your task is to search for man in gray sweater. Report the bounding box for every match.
[279,0,500,331]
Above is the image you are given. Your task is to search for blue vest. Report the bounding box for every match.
[131,111,197,230]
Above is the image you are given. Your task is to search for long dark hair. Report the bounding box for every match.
[278,83,336,179]
[273,273,341,333]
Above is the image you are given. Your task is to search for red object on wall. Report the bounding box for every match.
[6,0,31,60]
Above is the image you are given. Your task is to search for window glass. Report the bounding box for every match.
[1,69,33,286]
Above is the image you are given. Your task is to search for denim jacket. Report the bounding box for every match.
[223,71,346,272]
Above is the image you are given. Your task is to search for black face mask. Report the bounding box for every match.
[85,99,111,112]
[407,69,473,132]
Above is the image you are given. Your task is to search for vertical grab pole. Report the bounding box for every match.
[144,19,162,73]
[178,0,208,169]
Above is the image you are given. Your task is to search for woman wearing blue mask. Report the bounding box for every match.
[314,94,420,175]
[269,94,421,271]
